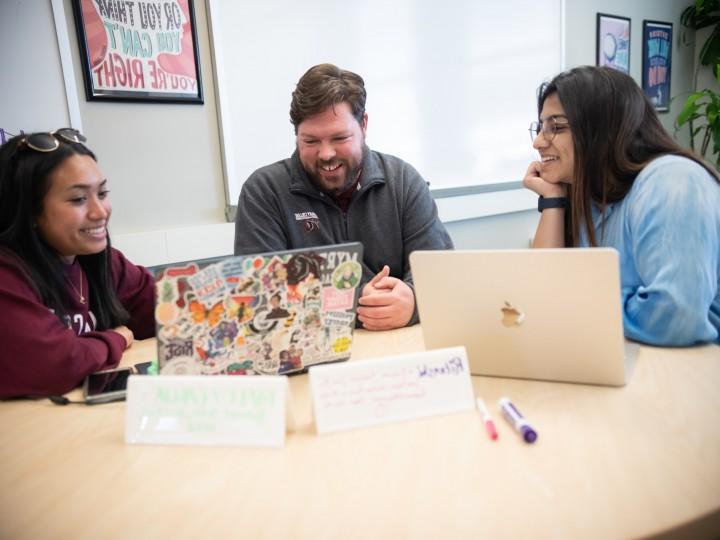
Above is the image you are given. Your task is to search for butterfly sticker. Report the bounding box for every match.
[188,300,225,327]
[226,294,258,323]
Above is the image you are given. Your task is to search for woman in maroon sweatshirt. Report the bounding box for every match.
[0,129,155,398]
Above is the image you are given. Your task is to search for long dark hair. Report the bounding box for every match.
[0,133,129,329]
[538,66,719,246]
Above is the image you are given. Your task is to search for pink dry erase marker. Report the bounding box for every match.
[476,398,498,440]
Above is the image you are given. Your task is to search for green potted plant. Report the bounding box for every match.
[676,0,720,166]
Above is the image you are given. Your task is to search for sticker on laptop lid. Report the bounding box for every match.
[155,244,362,376]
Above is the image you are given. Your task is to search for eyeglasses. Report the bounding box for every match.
[528,115,569,142]
[19,128,87,152]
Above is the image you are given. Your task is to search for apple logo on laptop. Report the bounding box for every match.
[501,301,525,327]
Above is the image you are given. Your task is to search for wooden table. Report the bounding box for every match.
[1,326,719,539]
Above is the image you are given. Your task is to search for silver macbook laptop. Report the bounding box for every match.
[410,249,629,386]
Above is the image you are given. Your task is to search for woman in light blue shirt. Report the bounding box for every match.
[523,66,720,346]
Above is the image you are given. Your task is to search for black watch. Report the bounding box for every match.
[537,196,568,212]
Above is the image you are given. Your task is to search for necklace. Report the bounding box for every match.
[68,269,86,304]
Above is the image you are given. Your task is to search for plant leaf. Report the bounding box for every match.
[699,25,720,65]
[677,93,704,125]
[681,2,720,29]
[711,123,720,165]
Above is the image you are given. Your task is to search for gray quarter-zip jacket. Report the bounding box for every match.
[234,148,454,325]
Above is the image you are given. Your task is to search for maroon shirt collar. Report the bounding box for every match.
[332,169,362,213]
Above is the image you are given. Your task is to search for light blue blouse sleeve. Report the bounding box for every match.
[622,159,720,346]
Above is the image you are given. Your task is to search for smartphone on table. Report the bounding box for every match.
[82,362,152,404]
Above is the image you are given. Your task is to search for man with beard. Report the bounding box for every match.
[234,64,453,330]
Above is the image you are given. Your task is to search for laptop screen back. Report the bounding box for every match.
[154,242,363,376]
[410,248,626,386]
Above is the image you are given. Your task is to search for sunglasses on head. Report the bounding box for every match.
[19,128,87,152]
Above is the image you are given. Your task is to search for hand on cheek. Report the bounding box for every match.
[523,161,567,197]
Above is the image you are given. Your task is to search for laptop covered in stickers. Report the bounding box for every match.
[153,242,364,376]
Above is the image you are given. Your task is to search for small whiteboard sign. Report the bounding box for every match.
[125,376,287,447]
[309,347,474,434]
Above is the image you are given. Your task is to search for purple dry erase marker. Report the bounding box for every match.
[498,397,538,443]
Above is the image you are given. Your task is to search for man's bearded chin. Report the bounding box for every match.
[305,145,366,196]
[324,161,361,195]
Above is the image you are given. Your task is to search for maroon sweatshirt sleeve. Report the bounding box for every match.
[110,248,156,340]
[0,258,127,399]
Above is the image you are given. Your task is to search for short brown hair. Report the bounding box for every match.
[290,64,367,133]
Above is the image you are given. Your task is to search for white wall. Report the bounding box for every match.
[453,0,697,251]
[0,0,71,132]
[446,211,541,250]
[690,26,720,162]
[564,0,695,149]
[1,0,697,262]
[210,0,563,204]
[61,0,227,234]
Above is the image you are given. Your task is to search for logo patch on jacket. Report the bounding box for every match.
[294,211,320,232]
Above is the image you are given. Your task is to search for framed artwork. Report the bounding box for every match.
[71,0,203,103]
[642,20,673,112]
[596,13,631,74]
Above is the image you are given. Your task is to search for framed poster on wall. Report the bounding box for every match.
[71,0,203,103]
[642,20,673,112]
[597,13,631,74]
